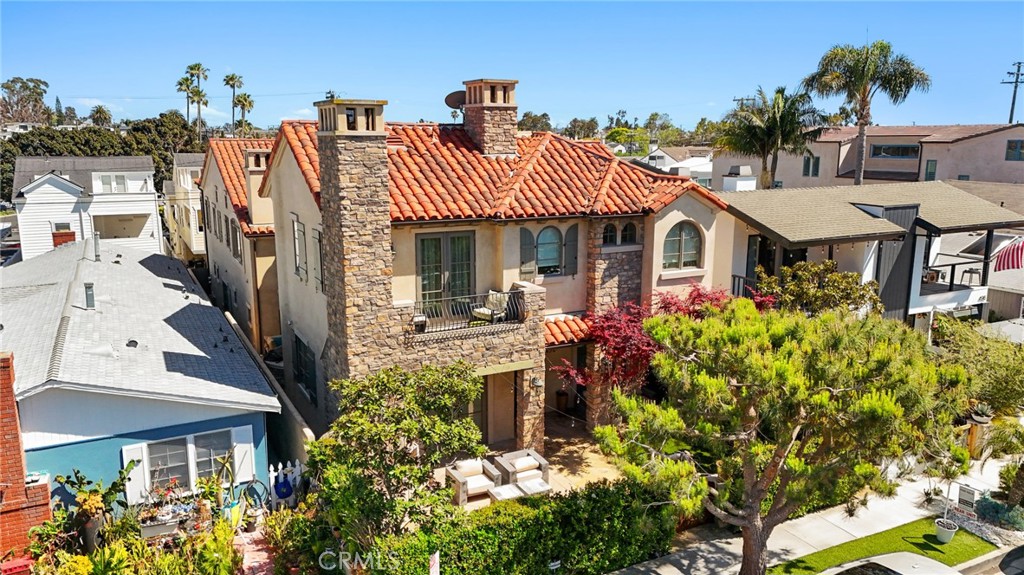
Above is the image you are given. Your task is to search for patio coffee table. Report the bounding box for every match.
[517,478,552,497]
[488,484,524,503]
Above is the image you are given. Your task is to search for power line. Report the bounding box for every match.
[60,91,329,102]
[1002,62,1023,124]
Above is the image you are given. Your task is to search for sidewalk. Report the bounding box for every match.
[614,460,1007,575]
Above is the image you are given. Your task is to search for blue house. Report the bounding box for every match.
[0,239,281,504]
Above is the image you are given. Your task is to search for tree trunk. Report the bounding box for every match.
[769,152,780,188]
[759,156,772,189]
[854,117,868,185]
[1008,461,1024,507]
[739,519,770,575]
[185,95,190,124]
[231,88,237,137]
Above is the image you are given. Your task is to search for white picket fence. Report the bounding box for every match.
[269,460,304,510]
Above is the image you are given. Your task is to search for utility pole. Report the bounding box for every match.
[1003,62,1023,124]
[733,97,755,108]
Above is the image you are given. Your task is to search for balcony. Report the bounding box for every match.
[731,274,758,298]
[412,290,526,335]
[911,259,988,315]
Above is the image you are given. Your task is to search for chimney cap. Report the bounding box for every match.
[463,78,519,86]
[314,98,388,108]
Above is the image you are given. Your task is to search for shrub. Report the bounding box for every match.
[369,479,675,575]
[976,495,1024,531]
[1000,462,1021,504]
[54,554,92,575]
[195,520,243,575]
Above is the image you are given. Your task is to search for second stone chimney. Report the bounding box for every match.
[463,79,518,156]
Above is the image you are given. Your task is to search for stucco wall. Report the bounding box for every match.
[920,126,1024,183]
[647,192,723,299]
[24,412,269,496]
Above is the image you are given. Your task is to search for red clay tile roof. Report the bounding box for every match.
[817,124,1017,144]
[543,315,590,346]
[265,121,726,222]
[207,138,275,236]
[262,120,321,208]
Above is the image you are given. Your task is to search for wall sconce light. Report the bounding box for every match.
[531,376,543,388]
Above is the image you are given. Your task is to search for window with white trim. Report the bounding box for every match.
[53,222,72,232]
[120,426,255,504]
[292,215,307,279]
[115,175,127,193]
[662,221,702,269]
[100,175,113,194]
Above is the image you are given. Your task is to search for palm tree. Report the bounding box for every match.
[803,40,931,185]
[234,93,254,137]
[190,87,208,139]
[714,86,828,189]
[186,63,209,138]
[88,105,112,127]
[223,73,244,136]
[175,76,194,123]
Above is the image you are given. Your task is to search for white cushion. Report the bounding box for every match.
[485,290,509,312]
[517,469,543,483]
[465,474,495,496]
[455,458,483,477]
[512,456,539,472]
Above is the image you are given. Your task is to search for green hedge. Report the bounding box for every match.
[371,479,675,575]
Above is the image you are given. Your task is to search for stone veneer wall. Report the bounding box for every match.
[584,218,644,430]
[464,106,518,156]
[317,130,547,451]
[586,218,644,315]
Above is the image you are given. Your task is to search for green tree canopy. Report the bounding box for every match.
[715,86,827,189]
[1,77,52,124]
[932,315,1024,414]
[562,117,599,140]
[518,111,552,132]
[597,299,964,575]
[306,363,486,551]
[88,105,112,127]
[803,41,930,185]
[754,259,883,315]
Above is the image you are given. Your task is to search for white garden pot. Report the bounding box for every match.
[935,518,958,544]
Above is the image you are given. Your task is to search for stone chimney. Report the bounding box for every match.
[0,352,52,560]
[463,79,518,156]
[313,97,391,405]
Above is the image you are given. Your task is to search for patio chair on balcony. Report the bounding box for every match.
[472,290,510,324]
[446,458,502,506]
[493,449,549,485]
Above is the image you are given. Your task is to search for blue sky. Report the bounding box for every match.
[2,2,1022,130]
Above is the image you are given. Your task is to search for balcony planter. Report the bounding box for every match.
[141,518,179,539]
[935,518,958,543]
[412,314,427,333]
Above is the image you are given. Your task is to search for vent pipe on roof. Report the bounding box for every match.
[85,283,95,309]
[93,233,100,261]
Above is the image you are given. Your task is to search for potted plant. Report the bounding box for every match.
[971,402,994,425]
[55,463,135,552]
[927,443,970,544]
[75,490,105,553]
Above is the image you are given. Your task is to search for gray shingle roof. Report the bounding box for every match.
[945,181,1024,219]
[173,153,206,167]
[13,156,154,195]
[0,240,279,412]
[721,181,1024,247]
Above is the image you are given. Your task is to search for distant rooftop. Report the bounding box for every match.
[0,240,280,412]
[173,153,206,167]
[721,180,1024,248]
[817,123,1021,144]
[13,156,155,195]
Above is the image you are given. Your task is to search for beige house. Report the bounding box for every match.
[260,79,731,448]
[164,153,206,264]
[199,138,281,352]
[712,124,1024,189]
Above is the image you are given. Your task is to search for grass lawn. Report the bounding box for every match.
[768,518,996,575]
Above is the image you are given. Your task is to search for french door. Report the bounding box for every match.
[417,232,475,314]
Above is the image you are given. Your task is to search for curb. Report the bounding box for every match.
[958,547,1012,575]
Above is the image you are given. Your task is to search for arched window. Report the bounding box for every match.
[621,223,637,244]
[602,224,617,246]
[536,226,563,275]
[663,221,702,269]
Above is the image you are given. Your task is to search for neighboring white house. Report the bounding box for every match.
[639,146,714,187]
[164,153,207,264]
[12,156,163,261]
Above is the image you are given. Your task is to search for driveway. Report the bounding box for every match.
[976,547,1024,575]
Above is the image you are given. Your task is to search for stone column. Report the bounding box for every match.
[513,283,547,453]
[584,344,613,431]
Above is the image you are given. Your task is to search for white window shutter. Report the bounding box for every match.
[120,443,149,505]
[231,426,255,483]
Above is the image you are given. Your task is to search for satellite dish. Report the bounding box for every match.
[444,90,467,110]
